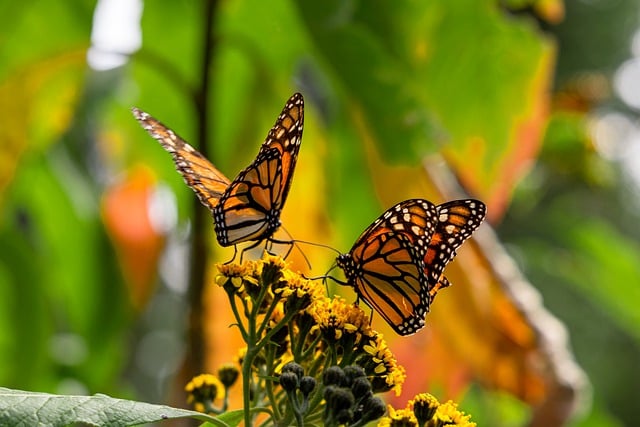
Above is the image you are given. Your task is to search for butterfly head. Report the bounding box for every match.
[335,253,358,280]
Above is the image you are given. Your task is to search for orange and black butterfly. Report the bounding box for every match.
[336,198,486,335]
[132,93,304,251]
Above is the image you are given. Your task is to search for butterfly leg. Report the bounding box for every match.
[223,245,240,265]
[237,239,265,263]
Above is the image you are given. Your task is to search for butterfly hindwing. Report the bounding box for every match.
[425,199,487,289]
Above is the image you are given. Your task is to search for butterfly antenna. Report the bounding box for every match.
[289,238,343,257]
[303,263,347,285]
[300,262,340,297]
[275,226,313,269]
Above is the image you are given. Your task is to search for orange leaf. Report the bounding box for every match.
[102,165,166,311]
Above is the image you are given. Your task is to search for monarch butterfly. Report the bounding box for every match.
[132,93,304,251]
[336,198,486,335]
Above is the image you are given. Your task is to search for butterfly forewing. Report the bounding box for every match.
[132,108,231,208]
[214,93,304,246]
[352,232,429,335]
[216,154,279,244]
[425,199,486,289]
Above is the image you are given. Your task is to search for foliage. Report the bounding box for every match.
[0,387,223,427]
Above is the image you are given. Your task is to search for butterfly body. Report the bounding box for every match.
[337,198,486,336]
[133,93,304,249]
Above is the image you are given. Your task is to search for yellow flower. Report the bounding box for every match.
[217,363,240,388]
[262,253,287,269]
[429,400,476,427]
[377,405,418,427]
[215,260,259,294]
[361,334,406,396]
[274,269,324,312]
[408,393,439,425]
[185,374,224,412]
[307,296,371,342]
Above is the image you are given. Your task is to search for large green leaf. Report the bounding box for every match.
[294,0,554,214]
[0,388,224,427]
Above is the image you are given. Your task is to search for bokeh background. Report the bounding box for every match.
[1,1,640,426]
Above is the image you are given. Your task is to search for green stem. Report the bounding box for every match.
[253,310,297,354]
[292,400,304,427]
[227,291,249,340]
[243,296,260,427]
[242,346,258,427]
[290,318,312,360]
[306,354,325,381]
[256,297,281,339]
[300,334,322,361]
[263,344,282,421]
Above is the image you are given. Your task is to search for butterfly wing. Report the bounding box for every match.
[214,93,304,246]
[337,199,438,335]
[132,108,231,209]
[425,199,487,292]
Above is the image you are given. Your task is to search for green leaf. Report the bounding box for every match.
[0,388,223,427]
[207,409,245,427]
[562,219,640,343]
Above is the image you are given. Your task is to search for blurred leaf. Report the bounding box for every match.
[0,205,52,389]
[414,2,554,218]
[293,1,555,220]
[460,386,530,427]
[0,49,86,203]
[0,387,220,427]
[0,2,93,75]
[571,400,625,427]
[560,219,640,342]
[295,0,437,164]
[1,149,130,391]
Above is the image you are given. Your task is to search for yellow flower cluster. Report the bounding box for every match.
[277,268,326,310]
[307,296,371,341]
[213,254,407,400]
[362,333,407,396]
[378,393,476,427]
[378,406,417,427]
[215,259,260,294]
[431,400,476,427]
[193,254,479,426]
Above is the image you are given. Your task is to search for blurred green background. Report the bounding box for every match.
[1,1,639,426]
